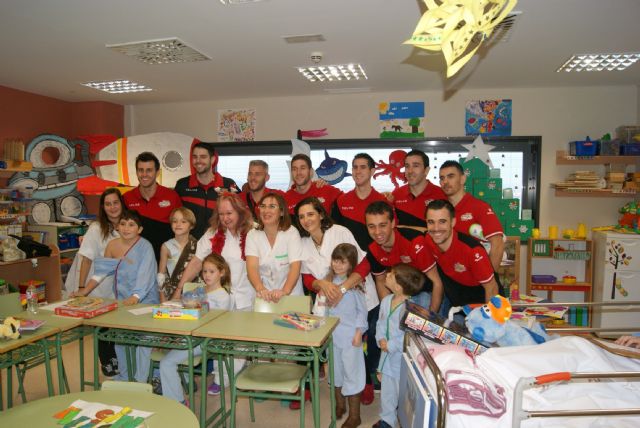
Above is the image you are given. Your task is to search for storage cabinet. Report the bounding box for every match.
[592,231,640,332]
[27,222,87,285]
[0,245,62,302]
[527,238,593,325]
[497,236,520,294]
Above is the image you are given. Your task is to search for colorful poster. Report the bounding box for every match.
[379,102,425,138]
[217,108,256,142]
[465,99,512,136]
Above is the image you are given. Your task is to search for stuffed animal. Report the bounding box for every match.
[0,316,21,340]
[463,295,551,347]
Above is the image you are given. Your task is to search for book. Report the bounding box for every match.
[55,297,117,318]
[17,318,45,331]
[275,312,324,331]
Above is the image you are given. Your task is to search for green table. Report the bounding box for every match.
[0,389,199,427]
[20,309,92,395]
[83,305,226,412]
[193,311,339,428]
[0,323,59,409]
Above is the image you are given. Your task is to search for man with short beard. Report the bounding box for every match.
[284,153,342,214]
[240,159,283,221]
[174,142,239,239]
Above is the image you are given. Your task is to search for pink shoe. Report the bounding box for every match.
[207,382,221,396]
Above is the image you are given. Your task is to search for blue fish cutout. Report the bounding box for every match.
[315,150,350,185]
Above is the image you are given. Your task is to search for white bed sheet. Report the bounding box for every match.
[424,336,640,428]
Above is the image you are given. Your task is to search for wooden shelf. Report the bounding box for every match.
[0,161,32,177]
[556,150,640,165]
[555,189,636,197]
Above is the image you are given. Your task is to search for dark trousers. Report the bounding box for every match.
[364,304,381,385]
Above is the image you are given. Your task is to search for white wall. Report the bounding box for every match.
[126,85,638,235]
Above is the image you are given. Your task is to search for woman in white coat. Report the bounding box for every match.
[173,194,254,310]
[67,187,124,376]
[245,192,303,302]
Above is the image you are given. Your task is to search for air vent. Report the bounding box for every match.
[283,34,326,44]
[106,38,210,65]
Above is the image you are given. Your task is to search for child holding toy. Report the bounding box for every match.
[157,207,198,301]
[319,243,368,427]
[78,209,159,382]
[159,253,232,404]
[374,263,425,428]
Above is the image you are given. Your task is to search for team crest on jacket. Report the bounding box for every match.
[454,262,467,272]
[159,200,171,207]
[461,212,473,221]
[400,255,412,263]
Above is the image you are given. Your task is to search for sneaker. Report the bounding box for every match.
[289,389,311,410]
[151,377,162,395]
[361,383,374,406]
[207,382,221,396]
[182,398,190,408]
[372,420,393,428]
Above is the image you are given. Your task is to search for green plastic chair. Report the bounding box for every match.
[230,295,312,427]
[101,380,153,393]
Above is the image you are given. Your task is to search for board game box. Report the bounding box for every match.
[54,297,118,318]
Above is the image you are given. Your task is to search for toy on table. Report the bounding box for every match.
[0,316,21,339]
[462,295,551,347]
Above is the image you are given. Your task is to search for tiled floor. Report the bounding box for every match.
[5,336,383,427]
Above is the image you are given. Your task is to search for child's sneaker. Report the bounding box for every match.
[207,382,221,396]
[151,377,162,395]
[361,383,374,405]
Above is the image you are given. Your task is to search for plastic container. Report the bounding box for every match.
[620,143,640,156]
[26,284,38,314]
[569,138,599,156]
[599,139,621,156]
[531,274,557,284]
[615,126,640,144]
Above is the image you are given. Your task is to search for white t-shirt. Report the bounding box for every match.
[300,224,379,311]
[206,287,233,311]
[196,228,253,310]
[64,222,118,298]
[245,226,303,295]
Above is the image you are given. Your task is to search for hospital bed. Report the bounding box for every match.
[399,301,640,428]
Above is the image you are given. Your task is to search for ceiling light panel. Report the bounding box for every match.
[557,53,640,72]
[82,80,152,94]
[107,38,210,65]
[283,34,326,44]
[297,64,368,82]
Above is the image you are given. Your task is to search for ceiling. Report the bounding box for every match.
[1,0,639,105]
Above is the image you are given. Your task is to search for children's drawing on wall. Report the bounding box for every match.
[465,99,512,136]
[217,108,256,142]
[379,102,425,138]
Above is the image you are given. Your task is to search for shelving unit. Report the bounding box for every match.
[527,238,593,326]
[555,151,639,197]
[27,222,88,286]
[0,160,32,178]
[0,244,62,302]
[497,236,520,293]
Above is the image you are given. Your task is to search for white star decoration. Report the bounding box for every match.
[462,135,495,168]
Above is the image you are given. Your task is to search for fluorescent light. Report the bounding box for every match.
[106,38,210,65]
[557,53,640,72]
[297,64,368,82]
[82,80,153,94]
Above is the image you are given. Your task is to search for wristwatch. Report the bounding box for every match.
[340,285,347,294]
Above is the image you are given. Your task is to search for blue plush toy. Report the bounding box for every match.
[463,295,551,347]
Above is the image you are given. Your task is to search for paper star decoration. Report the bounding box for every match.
[404,0,518,77]
[462,135,495,168]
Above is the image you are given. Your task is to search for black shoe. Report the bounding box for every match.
[372,420,392,428]
[101,357,119,377]
[151,377,162,395]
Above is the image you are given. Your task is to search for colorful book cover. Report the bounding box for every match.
[18,318,45,331]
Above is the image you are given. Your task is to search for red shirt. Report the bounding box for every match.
[454,193,504,241]
[424,231,494,286]
[285,183,342,214]
[392,181,446,228]
[123,184,182,224]
[367,229,436,276]
[332,188,387,251]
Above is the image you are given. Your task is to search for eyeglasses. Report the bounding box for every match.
[259,203,279,210]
